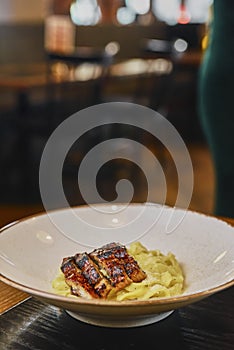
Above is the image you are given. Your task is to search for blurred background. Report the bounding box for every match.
[0,0,214,224]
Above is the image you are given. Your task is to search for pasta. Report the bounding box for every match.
[52,242,184,300]
[110,242,184,300]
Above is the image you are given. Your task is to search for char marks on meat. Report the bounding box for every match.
[89,243,132,290]
[90,242,146,287]
[74,253,112,298]
[61,257,98,299]
[61,242,146,299]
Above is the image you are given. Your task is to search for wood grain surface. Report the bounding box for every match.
[0,287,233,350]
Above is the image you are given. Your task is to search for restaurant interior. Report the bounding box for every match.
[1,2,234,346]
[0,0,214,227]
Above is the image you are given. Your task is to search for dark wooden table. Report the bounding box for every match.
[0,210,233,349]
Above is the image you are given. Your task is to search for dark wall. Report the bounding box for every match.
[0,22,166,64]
[0,22,203,64]
[75,23,166,58]
[0,23,45,64]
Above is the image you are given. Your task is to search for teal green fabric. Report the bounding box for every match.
[199,0,234,217]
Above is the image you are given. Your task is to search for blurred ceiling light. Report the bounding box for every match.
[74,63,102,81]
[152,0,180,25]
[148,59,173,75]
[152,0,213,25]
[70,0,101,26]
[110,59,148,76]
[177,1,191,24]
[105,41,120,56]
[125,0,150,15]
[51,62,69,81]
[187,0,213,23]
[116,7,136,25]
[174,38,188,52]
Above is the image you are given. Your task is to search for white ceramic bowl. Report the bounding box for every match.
[1,203,234,328]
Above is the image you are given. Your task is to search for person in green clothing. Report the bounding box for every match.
[198,0,234,218]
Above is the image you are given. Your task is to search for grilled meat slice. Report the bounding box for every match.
[61,257,98,299]
[90,242,146,282]
[98,242,146,282]
[60,242,147,299]
[122,254,146,282]
[90,243,132,290]
[89,242,146,289]
[120,251,146,282]
[74,252,112,298]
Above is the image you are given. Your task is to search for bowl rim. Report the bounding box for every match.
[1,202,233,232]
[1,203,234,308]
[1,273,234,308]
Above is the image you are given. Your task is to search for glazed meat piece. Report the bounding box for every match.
[122,253,146,282]
[74,252,112,298]
[61,257,98,299]
[90,242,146,288]
[108,242,146,282]
[89,243,132,290]
[61,242,146,299]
